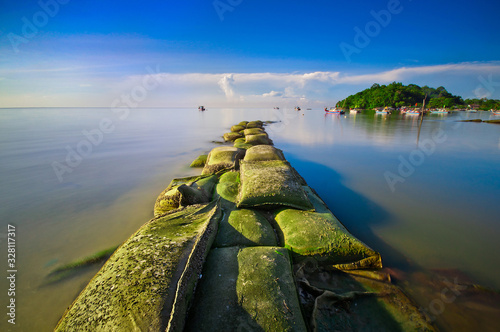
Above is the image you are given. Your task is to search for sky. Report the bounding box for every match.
[0,0,499,107]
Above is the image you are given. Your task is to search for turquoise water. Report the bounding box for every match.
[0,108,499,331]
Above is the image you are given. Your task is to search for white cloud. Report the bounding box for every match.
[218,74,235,98]
[1,61,499,107]
[262,90,283,97]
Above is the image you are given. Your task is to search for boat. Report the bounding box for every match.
[325,107,345,114]
[273,107,279,110]
[198,106,205,111]
[491,110,500,115]
[466,109,478,113]
[294,106,301,111]
[405,110,421,115]
[350,108,361,113]
[430,108,450,114]
[376,107,391,114]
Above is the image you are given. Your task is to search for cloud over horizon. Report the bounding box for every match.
[1,61,499,107]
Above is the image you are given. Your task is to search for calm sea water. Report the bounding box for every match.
[0,107,499,331]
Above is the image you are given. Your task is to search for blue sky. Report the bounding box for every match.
[1,0,499,107]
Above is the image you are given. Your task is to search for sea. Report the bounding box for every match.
[0,107,499,331]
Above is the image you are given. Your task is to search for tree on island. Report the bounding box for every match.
[336,82,499,110]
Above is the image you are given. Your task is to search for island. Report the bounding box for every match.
[336,82,500,110]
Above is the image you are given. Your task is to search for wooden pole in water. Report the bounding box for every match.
[416,93,427,147]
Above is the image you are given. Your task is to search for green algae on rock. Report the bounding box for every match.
[223,131,243,142]
[189,154,208,168]
[243,127,265,136]
[231,124,246,132]
[243,145,285,162]
[214,208,277,248]
[245,133,272,145]
[185,246,307,332]
[246,120,264,128]
[55,202,221,332]
[215,171,240,204]
[201,146,245,175]
[154,174,218,217]
[237,160,314,211]
[274,208,382,269]
[234,141,253,149]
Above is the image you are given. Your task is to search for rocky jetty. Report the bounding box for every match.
[55,120,435,331]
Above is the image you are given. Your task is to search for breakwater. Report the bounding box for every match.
[55,120,435,331]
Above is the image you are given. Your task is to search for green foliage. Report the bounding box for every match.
[464,98,500,110]
[337,82,465,109]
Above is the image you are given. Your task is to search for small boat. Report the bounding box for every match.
[294,107,301,111]
[376,107,391,114]
[350,108,361,113]
[405,110,421,115]
[430,108,450,114]
[491,110,500,115]
[274,107,279,110]
[325,107,345,114]
[466,109,478,113]
[198,106,205,111]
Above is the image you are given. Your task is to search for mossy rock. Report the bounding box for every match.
[243,145,285,162]
[243,128,265,136]
[201,147,245,175]
[215,171,240,204]
[274,186,381,269]
[237,160,314,211]
[56,202,222,332]
[185,246,307,332]
[233,141,253,149]
[238,121,249,127]
[231,125,246,132]
[214,208,277,248]
[246,120,264,128]
[245,133,271,146]
[189,154,208,168]
[234,137,246,144]
[223,132,243,142]
[154,175,218,217]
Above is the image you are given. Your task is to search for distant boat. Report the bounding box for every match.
[430,109,450,114]
[274,107,279,110]
[294,106,301,111]
[466,109,478,113]
[491,110,500,115]
[376,107,391,114]
[325,107,345,114]
[350,108,361,113]
[198,106,205,111]
[404,110,421,115]
[306,108,312,110]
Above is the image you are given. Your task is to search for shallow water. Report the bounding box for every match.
[0,107,498,331]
